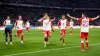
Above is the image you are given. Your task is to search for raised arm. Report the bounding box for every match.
[92,15,99,20]
[67,14,78,20]
[51,17,56,21]
[38,16,45,22]
[38,18,43,22]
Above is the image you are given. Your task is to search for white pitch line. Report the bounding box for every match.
[4,43,100,56]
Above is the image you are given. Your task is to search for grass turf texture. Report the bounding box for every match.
[0,28,100,56]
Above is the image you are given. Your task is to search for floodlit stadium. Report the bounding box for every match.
[0,0,100,56]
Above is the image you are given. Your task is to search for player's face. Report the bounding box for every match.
[62,15,65,20]
[7,16,10,20]
[82,14,86,18]
[19,16,22,20]
[44,15,49,19]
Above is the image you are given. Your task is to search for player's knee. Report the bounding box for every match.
[85,38,87,40]
[48,35,51,37]
[62,37,65,39]
[81,39,84,43]
[10,34,12,37]
[21,33,24,36]
[48,34,51,37]
[44,34,47,37]
[62,34,65,36]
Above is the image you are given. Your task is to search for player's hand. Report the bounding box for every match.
[16,27,20,29]
[67,14,70,17]
[97,15,100,18]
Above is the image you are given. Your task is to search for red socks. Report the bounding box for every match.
[70,31,72,33]
[21,36,24,41]
[62,39,65,44]
[86,42,88,49]
[44,38,48,42]
[81,43,84,50]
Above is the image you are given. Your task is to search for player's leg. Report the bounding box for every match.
[48,30,52,38]
[47,31,52,44]
[26,27,29,33]
[80,32,85,51]
[28,27,30,32]
[5,29,8,45]
[43,31,48,47]
[60,30,63,40]
[8,29,13,45]
[16,30,21,37]
[62,34,66,46]
[70,27,72,35]
[26,27,27,32]
[85,33,89,49]
[51,25,54,32]
[8,34,10,39]
[27,27,30,33]
[20,30,24,44]
[62,30,66,46]
[15,30,17,37]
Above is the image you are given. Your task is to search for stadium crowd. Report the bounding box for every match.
[0,0,100,26]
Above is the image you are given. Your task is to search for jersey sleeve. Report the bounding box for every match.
[78,18,82,22]
[41,19,44,22]
[88,18,92,22]
[57,20,61,28]
[3,20,6,25]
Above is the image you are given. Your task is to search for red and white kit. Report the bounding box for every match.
[4,20,11,25]
[78,18,92,39]
[15,20,24,36]
[25,22,30,30]
[70,21,74,28]
[42,18,52,36]
[58,19,68,35]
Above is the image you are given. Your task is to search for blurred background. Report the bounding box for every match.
[0,0,100,26]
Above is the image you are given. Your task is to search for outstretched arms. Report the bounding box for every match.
[51,17,56,21]
[67,14,78,20]
[38,17,45,22]
[92,15,99,20]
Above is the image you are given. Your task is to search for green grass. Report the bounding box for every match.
[0,28,100,56]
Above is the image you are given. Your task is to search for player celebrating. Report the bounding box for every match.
[67,13,99,51]
[3,16,11,26]
[15,15,24,44]
[69,19,74,35]
[38,13,55,47]
[25,20,30,33]
[4,24,14,45]
[57,15,69,46]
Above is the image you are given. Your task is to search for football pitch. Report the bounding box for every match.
[0,28,100,56]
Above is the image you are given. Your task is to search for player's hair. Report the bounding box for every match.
[82,13,87,17]
[62,15,65,16]
[7,16,10,20]
[18,15,22,17]
[62,15,66,17]
[44,13,48,15]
